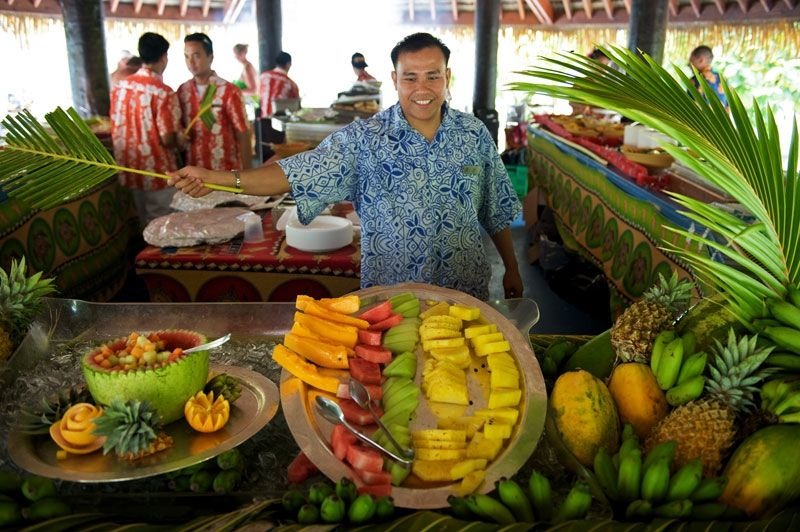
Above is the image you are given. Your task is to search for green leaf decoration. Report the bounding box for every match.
[0,106,240,210]
[184,82,218,136]
[510,45,799,324]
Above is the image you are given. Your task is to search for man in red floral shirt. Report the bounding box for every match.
[178,33,251,173]
[110,32,182,226]
[258,51,300,117]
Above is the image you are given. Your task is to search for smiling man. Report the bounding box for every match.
[169,33,522,300]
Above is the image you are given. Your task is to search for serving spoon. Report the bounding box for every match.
[184,333,232,353]
[348,379,414,459]
[315,395,413,465]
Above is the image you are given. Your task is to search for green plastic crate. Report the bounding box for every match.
[505,164,528,199]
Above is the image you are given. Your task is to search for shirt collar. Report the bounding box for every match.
[139,65,162,80]
[390,102,452,139]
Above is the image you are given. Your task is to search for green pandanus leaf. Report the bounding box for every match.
[184,82,218,135]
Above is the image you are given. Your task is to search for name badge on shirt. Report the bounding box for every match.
[462,165,481,176]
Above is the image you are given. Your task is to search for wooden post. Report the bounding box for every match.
[61,0,110,117]
[473,0,501,144]
[628,0,669,64]
[255,0,282,73]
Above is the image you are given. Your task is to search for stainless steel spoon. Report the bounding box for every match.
[349,379,415,459]
[315,395,413,465]
[184,333,232,353]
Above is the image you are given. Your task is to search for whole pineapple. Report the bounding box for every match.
[0,257,56,360]
[645,328,774,476]
[92,399,174,461]
[611,272,693,363]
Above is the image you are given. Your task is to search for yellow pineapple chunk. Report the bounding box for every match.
[487,352,515,367]
[429,345,471,368]
[490,367,519,389]
[466,432,504,460]
[464,324,497,339]
[475,340,511,357]
[483,423,513,440]
[488,388,522,408]
[473,408,519,425]
[450,459,488,480]
[412,429,467,442]
[413,439,466,450]
[471,332,505,348]
[421,315,463,330]
[422,337,465,351]
[453,469,487,496]
[420,301,450,320]
[449,304,480,321]
[419,326,462,341]
[427,402,468,419]
[416,448,467,461]
[438,416,485,439]
[412,459,460,482]
[427,380,469,405]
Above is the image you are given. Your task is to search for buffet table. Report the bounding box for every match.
[527,125,721,302]
[135,210,361,302]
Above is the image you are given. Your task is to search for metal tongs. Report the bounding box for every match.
[184,333,232,353]
[315,395,413,465]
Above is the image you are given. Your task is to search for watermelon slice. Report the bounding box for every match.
[368,313,404,331]
[339,398,382,426]
[349,358,382,384]
[287,451,319,483]
[354,467,393,486]
[357,483,393,497]
[331,423,357,461]
[357,329,383,346]
[355,345,393,364]
[358,300,393,324]
[346,444,384,473]
[337,381,383,401]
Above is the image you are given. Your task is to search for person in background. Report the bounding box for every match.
[351,52,376,82]
[233,43,257,95]
[169,32,523,300]
[258,51,300,117]
[110,51,143,86]
[110,32,182,226]
[179,33,252,173]
[689,45,729,110]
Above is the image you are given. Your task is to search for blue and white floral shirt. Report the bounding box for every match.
[278,103,521,300]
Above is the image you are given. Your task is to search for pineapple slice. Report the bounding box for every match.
[453,469,486,496]
[450,459,488,480]
[471,332,505,348]
[449,304,480,321]
[412,459,461,482]
[416,448,467,461]
[413,439,466,450]
[465,432,504,460]
[422,337,465,352]
[419,326,462,341]
[419,301,450,320]
[475,340,511,357]
[421,315,463,330]
[427,380,469,405]
[464,324,497,339]
[429,345,471,368]
[483,423,512,440]
[488,388,522,408]
[487,352,516,367]
[412,429,467,442]
[438,415,485,439]
[490,367,519,389]
[473,408,519,425]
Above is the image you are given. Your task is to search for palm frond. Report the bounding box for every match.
[0,106,239,211]
[183,82,218,136]
[510,45,800,322]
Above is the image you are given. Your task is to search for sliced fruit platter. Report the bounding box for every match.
[8,329,279,482]
[276,283,546,509]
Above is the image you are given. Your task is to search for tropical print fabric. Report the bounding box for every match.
[110,66,181,191]
[278,103,521,300]
[258,67,300,117]
[691,68,729,109]
[178,74,249,171]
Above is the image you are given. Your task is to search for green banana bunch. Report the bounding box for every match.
[789,286,800,308]
[553,482,592,523]
[653,499,693,518]
[593,447,619,501]
[666,458,703,501]
[641,440,676,471]
[690,477,727,502]
[760,377,800,422]
[650,330,676,377]
[676,351,707,384]
[447,495,474,520]
[496,477,535,522]
[540,339,577,377]
[640,457,670,502]
[767,299,800,331]
[666,375,706,406]
[681,331,696,359]
[624,499,652,520]
[765,352,800,371]
[464,493,516,524]
[691,502,729,520]
[655,338,684,390]
[348,493,377,524]
[527,470,553,521]
[617,448,642,502]
[762,326,800,353]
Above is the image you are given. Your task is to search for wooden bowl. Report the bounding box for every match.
[621,146,674,171]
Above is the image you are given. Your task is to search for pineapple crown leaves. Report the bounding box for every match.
[509,45,799,324]
[706,328,776,413]
[0,257,57,339]
[92,399,163,457]
[643,272,693,314]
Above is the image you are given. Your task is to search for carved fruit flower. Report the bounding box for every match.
[184,391,230,433]
[49,402,106,455]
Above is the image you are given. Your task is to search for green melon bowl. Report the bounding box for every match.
[81,330,209,424]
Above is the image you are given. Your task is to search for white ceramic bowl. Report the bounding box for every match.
[285,215,354,252]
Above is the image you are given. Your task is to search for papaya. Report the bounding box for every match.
[549,370,620,466]
[561,329,615,379]
[720,424,800,518]
[607,362,668,440]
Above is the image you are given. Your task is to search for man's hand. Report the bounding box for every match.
[167,166,215,197]
[503,269,523,299]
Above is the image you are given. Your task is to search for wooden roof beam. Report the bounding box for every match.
[737,0,750,10]
[583,0,592,19]
[785,0,798,8]
[760,0,774,9]
[602,0,614,18]
[524,0,554,24]
[517,0,525,19]
[429,0,436,19]
[562,0,572,19]
[133,0,143,14]
[202,0,210,17]
[669,0,679,16]
[714,0,726,12]
[451,0,458,19]
[408,0,415,21]
[622,0,631,14]
[223,0,245,23]
[156,0,166,16]
[690,0,702,16]
[179,0,188,17]
[32,0,42,6]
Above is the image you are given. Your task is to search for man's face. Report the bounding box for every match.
[185,41,213,78]
[391,46,450,130]
[690,54,710,71]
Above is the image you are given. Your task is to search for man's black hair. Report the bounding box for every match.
[390,33,450,68]
[690,45,714,61]
[276,51,292,68]
[138,32,170,64]
[185,32,213,56]
[589,48,608,61]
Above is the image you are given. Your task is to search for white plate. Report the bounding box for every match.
[285,215,354,252]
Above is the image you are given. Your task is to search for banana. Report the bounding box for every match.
[689,477,727,502]
[496,477,535,522]
[691,502,728,520]
[542,339,577,368]
[650,330,676,377]
[666,458,703,501]
[677,351,707,384]
[593,447,619,501]
[666,375,706,406]
[621,422,638,443]
[642,440,677,471]
[465,493,516,525]
[625,499,652,520]
[681,331,696,357]
[640,457,671,502]
[772,390,800,416]
[779,411,800,423]
[348,493,377,524]
[753,318,781,331]
[653,499,693,518]
[760,378,794,410]
[617,448,642,502]
[767,299,800,330]
[553,482,592,524]
[528,470,553,521]
[447,495,474,520]
[762,326,800,354]
[655,338,684,390]
[765,353,800,372]
[789,287,800,308]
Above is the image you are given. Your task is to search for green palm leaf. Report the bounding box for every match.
[183,82,218,136]
[0,106,239,211]
[510,45,799,324]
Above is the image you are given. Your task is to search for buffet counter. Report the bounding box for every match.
[134,210,360,302]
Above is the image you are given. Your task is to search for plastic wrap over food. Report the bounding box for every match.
[170,190,285,211]
[143,207,252,247]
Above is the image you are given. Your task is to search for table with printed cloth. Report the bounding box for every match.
[526,125,718,304]
[134,209,360,302]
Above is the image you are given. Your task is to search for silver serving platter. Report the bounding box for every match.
[9,364,279,482]
[281,283,547,509]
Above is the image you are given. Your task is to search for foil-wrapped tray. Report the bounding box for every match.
[281,283,546,509]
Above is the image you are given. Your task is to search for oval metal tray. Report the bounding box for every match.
[281,283,547,509]
[9,364,279,482]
